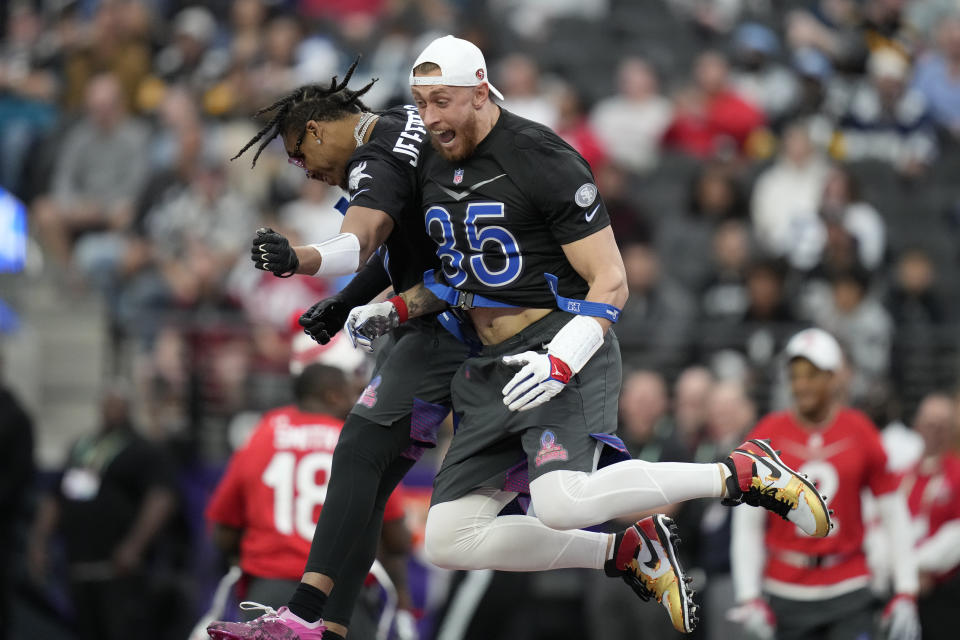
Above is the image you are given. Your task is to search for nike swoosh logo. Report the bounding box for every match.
[351,188,370,200]
[585,204,600,222]
[437,174,507,201]
[636,525,660,571]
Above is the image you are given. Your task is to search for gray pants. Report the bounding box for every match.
[768,588,876,640]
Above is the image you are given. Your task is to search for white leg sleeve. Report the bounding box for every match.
[530,461,725,530]
[424,487,609,571]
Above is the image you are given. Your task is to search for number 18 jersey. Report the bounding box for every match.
[418,108,611,308]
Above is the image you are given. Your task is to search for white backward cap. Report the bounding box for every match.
[409,35,504,100]
[784,328,843,372]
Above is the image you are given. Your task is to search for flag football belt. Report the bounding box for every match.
[423,270,621,323]
[773,550,860,569]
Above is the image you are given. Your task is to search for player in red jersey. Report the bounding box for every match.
[730,328,919,640]
[900,393,960,640]
[205,363,413,639]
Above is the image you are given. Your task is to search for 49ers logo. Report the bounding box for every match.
[476,68,485,80]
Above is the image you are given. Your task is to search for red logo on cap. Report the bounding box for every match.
[476,68,485,80]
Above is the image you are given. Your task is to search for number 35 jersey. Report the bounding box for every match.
[418,108,611,308]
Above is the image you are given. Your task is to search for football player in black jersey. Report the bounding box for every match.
[347,36,834,635]
[206,62,470,640]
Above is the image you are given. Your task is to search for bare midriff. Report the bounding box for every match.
[467,306,553,345]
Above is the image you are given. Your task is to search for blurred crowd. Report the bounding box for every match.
[3,0,960,639]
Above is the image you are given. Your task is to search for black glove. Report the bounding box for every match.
[252,227,299,277]
[299,297,351,345]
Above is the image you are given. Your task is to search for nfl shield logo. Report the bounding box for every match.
[453,168,464,185]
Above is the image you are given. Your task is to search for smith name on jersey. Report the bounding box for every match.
[418,108,611,308]
[347,104,440,293]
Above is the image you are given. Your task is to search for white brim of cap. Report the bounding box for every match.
[410,75,504,100]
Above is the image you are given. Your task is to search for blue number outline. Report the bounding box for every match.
[464,202,523,286]
[425,206,467,286]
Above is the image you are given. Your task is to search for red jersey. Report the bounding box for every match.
[206,406,406,580]
[903,452,960,553]
[748,407,898,593]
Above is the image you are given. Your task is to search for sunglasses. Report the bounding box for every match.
[287,134,306,168]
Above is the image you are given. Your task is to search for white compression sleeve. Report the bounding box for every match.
[528,462,724,531]
[731,501,767,602]
[424,488,609,571]
[916,520,960,574]
[877,491,920,595]
[308,232,360,276]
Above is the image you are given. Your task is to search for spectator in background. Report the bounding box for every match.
[912,14,960,139]
[33,73,150,270]
[785,1,869,73]
[496,53,558,129]
[695,382,755,640]
[61,0,152,113]
[808,267,893,405]
[153,6,228,98]
[662,50,766,159]
[902,393,960,640]
[887,248,945,327]
[589,57,673,174]
[585,368,689,640]
[0,2,59,198]
[672,366,715,461]
[616,241,697,376]
[888,248,951,426]
[837,47,937,175]
[0,352,34,640]
[814,165,886,271]
[27,384,177,640]
[751,122,829,267]
[700,219,753,323]
[730,23,800,125]
[553,83,608,172]
[658,164,746,292]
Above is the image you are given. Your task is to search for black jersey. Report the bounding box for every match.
[346,104,439,292]
[418,108,611,308]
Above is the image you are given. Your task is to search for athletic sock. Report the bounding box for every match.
[288,582,328,623]
[604,530,626,577]
[323,632,346,640]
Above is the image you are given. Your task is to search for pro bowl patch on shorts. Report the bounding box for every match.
[535,430,569,467]
[357,375,382,408]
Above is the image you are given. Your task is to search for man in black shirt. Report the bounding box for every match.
[347,36,835,635]
[207,62,468,640]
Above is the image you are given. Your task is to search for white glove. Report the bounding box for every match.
[727,598,776,640]
[344,301,399,353]
[881,595,920,640]
[501,352,572,412]
[394,609,419,640]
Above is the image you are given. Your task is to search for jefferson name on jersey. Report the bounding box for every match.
[418,108,611,308]
[346,104,439,293]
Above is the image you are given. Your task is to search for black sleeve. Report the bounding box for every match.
[346,151,415,224]
[334,252,392,307]
[517,131,611,244]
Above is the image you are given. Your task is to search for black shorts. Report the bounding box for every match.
[350,317,469,457]
[432,311,622,505]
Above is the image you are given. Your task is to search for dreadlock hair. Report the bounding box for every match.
[232,57,377,167]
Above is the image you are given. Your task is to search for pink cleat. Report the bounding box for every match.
[207,603,326,640]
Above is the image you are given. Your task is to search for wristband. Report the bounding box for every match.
[546,314,604,374]
[547,354,572,384]
[388,295,409,324]
[309,232,361,276]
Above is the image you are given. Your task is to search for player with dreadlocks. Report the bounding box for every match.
[207,60,471,640]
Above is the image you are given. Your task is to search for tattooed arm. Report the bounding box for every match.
[398,281,448,319]
[343,278,449,351]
